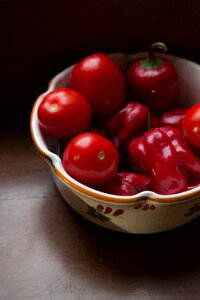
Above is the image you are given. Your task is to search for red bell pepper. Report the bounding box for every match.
[127,42,179,113]
[97,172,150,196]
[129,126,200,195]
[108,101,149,143]
[160,107,188,130]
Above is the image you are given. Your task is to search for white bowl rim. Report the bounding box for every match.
[30,52,200,205]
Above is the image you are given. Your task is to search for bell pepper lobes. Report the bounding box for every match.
[160,107,188,130]
[129,126,200,195]
[108,101,149,144]
[97,172,150,196]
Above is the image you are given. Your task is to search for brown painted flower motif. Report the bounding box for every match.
[134,203,156,210]
[87,204,124,222]
[184,203,200,217]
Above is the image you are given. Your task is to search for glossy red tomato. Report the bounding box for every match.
[62,133,119,186]
[182,103,200,148]
[38,88,92,139]
[70,53,126,117]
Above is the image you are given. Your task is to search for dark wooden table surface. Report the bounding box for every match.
[1,129,200,300]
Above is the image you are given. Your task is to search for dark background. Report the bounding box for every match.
[1,0,200,130]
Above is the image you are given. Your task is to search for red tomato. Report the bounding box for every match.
[182,103,200,148]
[70,53,126,117]
[62,133,119,186]
[38,88,92,139]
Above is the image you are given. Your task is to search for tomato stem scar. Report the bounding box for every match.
[98,151,105,160]
[51,103,57,110]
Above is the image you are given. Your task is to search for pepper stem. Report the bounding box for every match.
[141,42,168,69]
[149,42,168,61]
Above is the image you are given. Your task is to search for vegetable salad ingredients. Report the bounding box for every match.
[129,126,200,195]
[160,107,188,129]
[70,53,126,117]
[127,42,179,113]
[182,103,200,148]
[62,133,119,186]
[37,44,200,197]
[98,172,150,196]
[108,102,149,144]
[38,88,91,139]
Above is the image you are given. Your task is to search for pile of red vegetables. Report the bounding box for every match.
[38,42,200,196]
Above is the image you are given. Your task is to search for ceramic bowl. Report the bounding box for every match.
[30,52,200,234]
